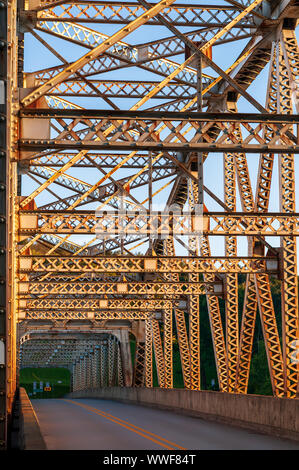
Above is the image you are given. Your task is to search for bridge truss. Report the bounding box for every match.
[1,0,299,448]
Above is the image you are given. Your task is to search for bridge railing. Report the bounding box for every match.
[66,386,299,443]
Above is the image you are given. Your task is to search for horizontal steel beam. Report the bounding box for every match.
[18,280,222,295]
[18,255,278,274]
[18,210,299,236]
[19,109,299,123]
[19,310,155,320]
[19,110,297,154]
[19,141,299,153]
[20,298,172,309]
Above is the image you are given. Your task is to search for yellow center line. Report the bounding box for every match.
[63,399,186,450]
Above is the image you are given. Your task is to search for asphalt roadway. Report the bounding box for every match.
[31,398,299,450]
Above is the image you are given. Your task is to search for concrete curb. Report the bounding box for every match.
[66,388,299,443]
[19,387,47,450]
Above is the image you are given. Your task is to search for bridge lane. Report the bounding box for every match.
[32,398,299,450]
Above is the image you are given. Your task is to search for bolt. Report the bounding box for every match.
[0,185,5,190]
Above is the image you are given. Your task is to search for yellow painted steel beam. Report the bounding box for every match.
[174,309,191,390]
[18,280,221,296]
[20,310,153,320]
[224,148,238,393]
[18,255,275,274]
[278,35,299,398]
[145,319,153,388]
[163,306,173,388]
[152,319,165,388]
[19,211,299,236]
[22,298,172,310]
[226,101,256,394]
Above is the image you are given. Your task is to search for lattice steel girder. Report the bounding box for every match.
[20,337,109,365]
[21,348,107,369]
[21,298,172,310]
[235,274,257,393]
[132,321,146,387]
[22,151,175,168]
[18,210,299,236]
[27,21,258,100]
[224,148,238,393]
[280,157,299,398]
[274,35,299,396]
[26,18,247,90]
[33,2,257,27]
[29,0,262,76]
[281,29,299,114]
[163,306,173,388]
[18,280,223,295]
[216,0,298,98]
[20,0,179,107]
[205,272,229,392]
[18,254,278,274]
[226,101,255,395]
[19,110,298,154]
[151,318,165,387]
[19,310,151,320]
[41,79,195,99]
[145,319,153,388]
[174,308,191,389]
[255,273,285,397]
[189,294,200,390]
[133,341,146,387]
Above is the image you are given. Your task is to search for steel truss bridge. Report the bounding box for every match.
[0,0,298,449]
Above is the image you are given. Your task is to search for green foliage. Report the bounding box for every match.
[129,338,136,367]
[199,296,219,390]
[173,342,184,388]
[20,367,70,399]
[247,340,272,395]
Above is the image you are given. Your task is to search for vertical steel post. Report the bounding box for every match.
[188,179,200,390]
[164,305,173,388]
[0,0,7,446]
[145,318,153,387]
[224,149,238,392]
[278,30,299,397]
